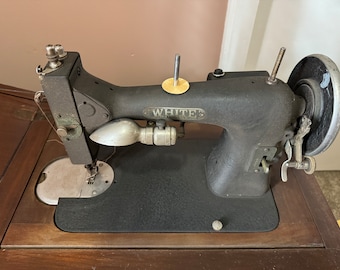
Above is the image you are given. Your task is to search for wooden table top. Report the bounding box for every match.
[0,84,339,269]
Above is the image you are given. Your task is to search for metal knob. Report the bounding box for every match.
[45,44,61,69]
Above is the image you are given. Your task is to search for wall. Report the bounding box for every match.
[0,0,228,91]
[220,0,340,170]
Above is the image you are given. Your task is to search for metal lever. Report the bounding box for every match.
[281,115,316,182]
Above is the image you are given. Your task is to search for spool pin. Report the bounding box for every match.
[162,54,190,94]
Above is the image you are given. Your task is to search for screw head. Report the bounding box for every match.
[55,44,67,59]
[56,126,68,137]
[213,69,225,78]
[45,44,56,56]
[212,220,223,231]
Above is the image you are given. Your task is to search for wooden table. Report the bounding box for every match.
[0,85,339,269]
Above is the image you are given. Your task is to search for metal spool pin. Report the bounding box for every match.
[267,47,286,85]
[162,54,190,94]
[173,54,180,87]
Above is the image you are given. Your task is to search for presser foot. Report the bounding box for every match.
[36,158,114,205]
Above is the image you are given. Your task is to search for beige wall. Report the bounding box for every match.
[0,1,228,91]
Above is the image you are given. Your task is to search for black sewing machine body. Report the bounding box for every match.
[35,46,340,232]
[40,52,304,197]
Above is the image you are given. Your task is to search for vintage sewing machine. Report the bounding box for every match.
[34,45,340,233]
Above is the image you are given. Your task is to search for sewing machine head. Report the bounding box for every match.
[35,45,340,200]
[36,45,340,232]
[34,45,340,232]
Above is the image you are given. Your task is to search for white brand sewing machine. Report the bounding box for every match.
[34,45,340,233]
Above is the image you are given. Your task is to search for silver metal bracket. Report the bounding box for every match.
[36,44,67,79]
[281,115,316,182]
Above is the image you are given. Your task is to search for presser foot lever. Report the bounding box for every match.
[281,115,316,182]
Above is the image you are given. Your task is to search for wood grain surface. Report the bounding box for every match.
[1,249,339,270]
[0,85,51,243]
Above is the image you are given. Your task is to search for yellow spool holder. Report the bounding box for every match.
[161,54,190,95]
[162,77,190,95]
